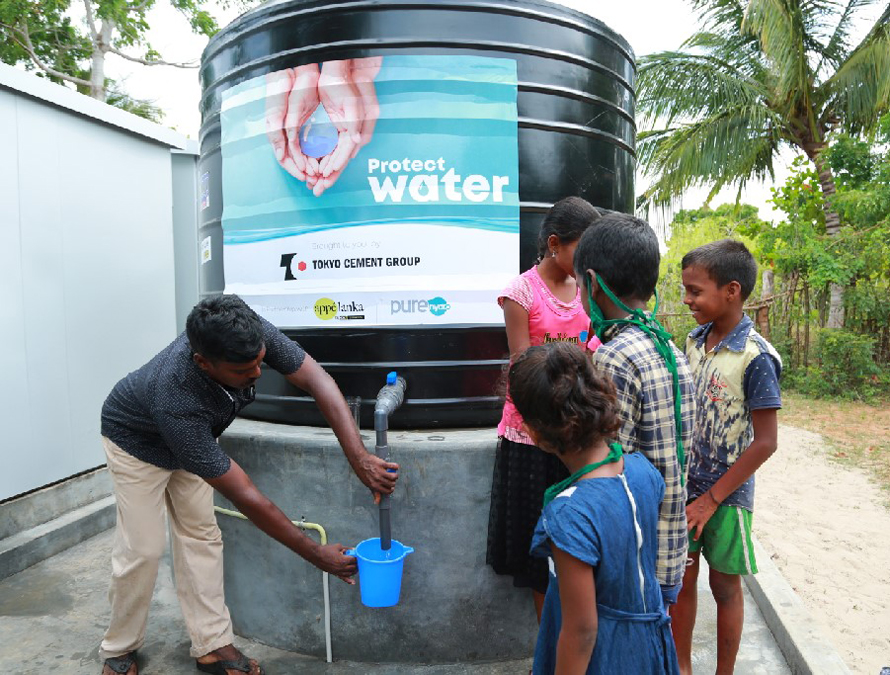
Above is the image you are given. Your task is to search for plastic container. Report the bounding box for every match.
[349,537,414,608]
[198,0,636,428]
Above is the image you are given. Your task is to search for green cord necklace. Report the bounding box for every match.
[586,274,687,486]
[543,442,624,507]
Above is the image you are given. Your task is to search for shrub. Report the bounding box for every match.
[790,329,882,400]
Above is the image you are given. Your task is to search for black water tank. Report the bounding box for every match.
[198,0,635,428]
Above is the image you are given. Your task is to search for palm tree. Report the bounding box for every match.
[637,0,890,327]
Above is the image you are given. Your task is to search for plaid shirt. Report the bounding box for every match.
[591,322,696,588]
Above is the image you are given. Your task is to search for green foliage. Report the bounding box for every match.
[755,158,859,288]
[0,0,91,81]
[740,123,890,398]
[0,0,255,110]
[767,157,825,230]
[758,133,890,293]
[829,125,890,231]
[105,84,164,123]
[659,120,890,400]
[786,329,884,400]
[637,0,890,212]
[824,134,876,189]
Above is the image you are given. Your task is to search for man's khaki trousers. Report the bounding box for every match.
[99,437,234,660]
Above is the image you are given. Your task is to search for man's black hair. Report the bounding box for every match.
[573,212,660,302]
[681,239,758,300]
[186,295,264,363]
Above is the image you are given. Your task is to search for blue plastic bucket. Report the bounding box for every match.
[348,538,414,607]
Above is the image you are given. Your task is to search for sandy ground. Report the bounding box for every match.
[756,425,890,675]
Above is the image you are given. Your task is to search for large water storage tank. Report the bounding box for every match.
[198,0,635,428]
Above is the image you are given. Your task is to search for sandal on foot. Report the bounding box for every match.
[195,653,263,675]
[103,651,137,674]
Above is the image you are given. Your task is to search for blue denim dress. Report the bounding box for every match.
[530,452,681,674]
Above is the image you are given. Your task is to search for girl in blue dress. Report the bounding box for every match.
[507,342,681,675]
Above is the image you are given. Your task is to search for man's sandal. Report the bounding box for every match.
[103,651,137,674]
[195,652,264,675]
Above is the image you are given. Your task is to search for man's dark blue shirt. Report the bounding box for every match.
[101,316,304,478]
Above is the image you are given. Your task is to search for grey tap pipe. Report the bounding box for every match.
[374,373,406,550]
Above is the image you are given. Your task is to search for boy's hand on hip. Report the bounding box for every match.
[686,491,719,541]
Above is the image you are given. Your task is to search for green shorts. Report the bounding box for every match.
[688,503,758,575]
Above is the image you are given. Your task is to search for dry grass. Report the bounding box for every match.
[779,392,890,497]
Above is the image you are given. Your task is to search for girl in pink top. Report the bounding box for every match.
[487,196,602,622]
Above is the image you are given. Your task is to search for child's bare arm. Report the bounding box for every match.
[503,298,531,358]
[553,547,598,674]
[687,408,778,539]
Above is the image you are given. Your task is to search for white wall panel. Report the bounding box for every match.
[17,97,76,487]
[0,77,185,500]
[0,90,36,500]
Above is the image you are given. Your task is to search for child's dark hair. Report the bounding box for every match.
[573,212,660,301]
[681,239,758,300]
[186,294,264,363]
[535,196,600,262]
[508,342,620,454]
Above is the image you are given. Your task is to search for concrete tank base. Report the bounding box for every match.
[217,419,537,663]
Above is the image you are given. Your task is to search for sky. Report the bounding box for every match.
[96,0,874,227]
[108,0,708,139]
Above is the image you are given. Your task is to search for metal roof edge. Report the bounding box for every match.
[173,138,201,156]
[0,63,191,151]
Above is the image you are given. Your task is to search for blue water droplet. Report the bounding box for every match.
[299,104,339,159]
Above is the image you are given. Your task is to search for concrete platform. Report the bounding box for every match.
[0,468,114,580]
[0,528,793,674]
[216,421,539,662]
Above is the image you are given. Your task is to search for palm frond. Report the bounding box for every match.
[637,0,889,216]
[743,0,814,108]
[638,50,767,127]
[814,0,880,76]
[682,30,768,80]
[638,105,784,207]
[689,0,748,36]
[819,4,890,133]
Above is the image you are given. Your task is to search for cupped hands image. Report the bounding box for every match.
[265,57,382,197]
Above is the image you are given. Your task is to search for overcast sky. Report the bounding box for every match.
[108,0,708,138]
[98,0,879,225]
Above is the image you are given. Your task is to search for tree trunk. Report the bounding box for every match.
[784,271,799,342]
[756,269,774,339]
[803,282,810,368]
[827,282,844,329]
[812,153,842,237]
[794,286,801,370]
[809,147,845,328]
[89,21,114,101]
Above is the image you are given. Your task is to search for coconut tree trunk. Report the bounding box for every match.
[756,269,774,339]
[813,152,842,237]
[810,148,845,328]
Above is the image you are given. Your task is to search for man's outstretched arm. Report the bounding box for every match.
[207,458,357,582]
[285,354,399,501]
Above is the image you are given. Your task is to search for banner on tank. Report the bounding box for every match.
[220,54,520,327]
